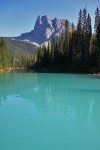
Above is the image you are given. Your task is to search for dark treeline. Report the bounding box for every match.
[34,7,100,73]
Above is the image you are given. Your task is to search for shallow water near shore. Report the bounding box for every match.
[0,73,100,150]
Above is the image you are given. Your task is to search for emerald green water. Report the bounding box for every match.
[0,73,100,150]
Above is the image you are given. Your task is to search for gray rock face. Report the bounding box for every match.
[15,15,71,45]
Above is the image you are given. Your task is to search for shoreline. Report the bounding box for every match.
[0,67,100,76]
[29,67,100,75]
[0,67,26,73]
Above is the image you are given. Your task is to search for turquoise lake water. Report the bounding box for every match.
[0,73,100,150]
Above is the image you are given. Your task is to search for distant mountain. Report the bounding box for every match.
[5,38,37,56]
[15,15,72,45]
[4,16,72,56]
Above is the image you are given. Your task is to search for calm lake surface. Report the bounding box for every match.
[0,73,100,150]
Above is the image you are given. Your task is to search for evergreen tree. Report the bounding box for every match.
[54,41,58,65]
[0,38,9,69]
[94,7,100,71]
[50,38,55,63]
[83,8,87,32]
[77,9,83,30]
[77,9,83,62]
[96,21,100,71]
[86,13,92,65]
[81,8,87,67]
[69,23,75,67]
[94,7,100,34]
[64,19,70,64]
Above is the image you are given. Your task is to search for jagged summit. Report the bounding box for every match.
[15,15,72,45]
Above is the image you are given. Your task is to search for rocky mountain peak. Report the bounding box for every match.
[36,15,52,26]
[15,15,72,45]
[52,17,63,30]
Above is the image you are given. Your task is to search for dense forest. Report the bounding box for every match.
[0,7,100,73]
[0,38,9,70]
[0,37,36,71]
[35,7,100,73]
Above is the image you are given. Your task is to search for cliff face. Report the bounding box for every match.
[15,15,71,45]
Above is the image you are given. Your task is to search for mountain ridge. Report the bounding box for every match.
[5,37,37,56]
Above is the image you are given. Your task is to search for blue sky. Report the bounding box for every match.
[0,0,100,36]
